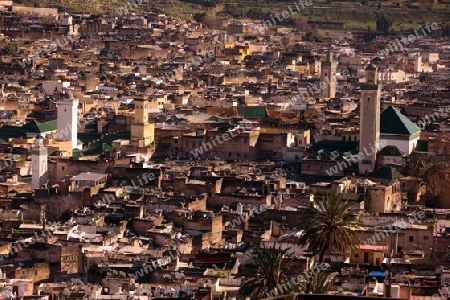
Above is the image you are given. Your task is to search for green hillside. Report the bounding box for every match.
[12,0,450,31]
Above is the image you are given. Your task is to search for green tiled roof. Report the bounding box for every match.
[0,120,57,140]
[23,120,57,133]
[379,145,405,156]
[83,131,131,154]
[77,132,102,144]
[72,149,89,158]
[343,151,353,158]
[37,120,57,133]
[305,140,359,161]
[102,143,117,152]
[236,107,267,118]
[330,150,340,159]
[370,166,404,179]
[380,106,421,135]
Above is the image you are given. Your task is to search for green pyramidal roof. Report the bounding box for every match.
[0,119,58,140]
[380,106,420,135]
[371,165,404,179]
[379,145,405,156]
[237,107,267,118]
[22,120,57,133]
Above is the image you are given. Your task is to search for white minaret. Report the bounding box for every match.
[56,93,79,149]
[359,64,382,174]
[32,137,48,191]
[414,54,422,73]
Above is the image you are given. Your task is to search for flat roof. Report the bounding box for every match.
[359,245,387,251]
[70,172,108,181]
[18,224,44,230]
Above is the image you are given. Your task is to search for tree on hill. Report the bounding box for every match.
[193,12,207,22]
[376,14,393,33]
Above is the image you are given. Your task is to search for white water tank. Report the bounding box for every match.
[390,285,400,299]
[236,202,243,215]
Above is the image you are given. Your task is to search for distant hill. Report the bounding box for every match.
[11,0,450,30]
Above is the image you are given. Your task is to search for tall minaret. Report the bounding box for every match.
[56,93,79,149]
[131,95,155,147]
[32,137,48,191]
[359,64,382,174]
[320,52,337,99]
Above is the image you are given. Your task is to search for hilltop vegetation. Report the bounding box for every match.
[12,0,450,30]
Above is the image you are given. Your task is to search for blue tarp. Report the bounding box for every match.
[368,270,386,277]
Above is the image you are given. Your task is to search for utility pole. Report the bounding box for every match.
[385,231,392,297]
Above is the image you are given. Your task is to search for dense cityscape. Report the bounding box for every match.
[0,0,449,299]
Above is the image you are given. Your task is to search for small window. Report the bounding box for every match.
[424,236,429,240]
[354,253,359,258]
[409,236,414,242]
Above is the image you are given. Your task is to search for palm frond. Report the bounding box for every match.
[298,193,361,263]
[238,245,297,299]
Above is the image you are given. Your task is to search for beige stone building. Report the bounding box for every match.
[364,181,402,213]
[131,96,155,147]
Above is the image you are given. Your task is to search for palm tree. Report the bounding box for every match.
[299,193,361,264]
[299,271,337,294]
[238,245,298,299]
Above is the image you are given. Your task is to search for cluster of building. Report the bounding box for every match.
[0,0,449,299]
